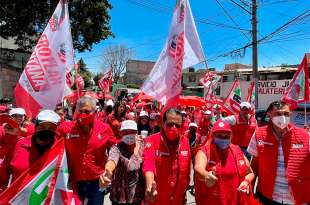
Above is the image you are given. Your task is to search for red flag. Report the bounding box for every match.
[98,68,113,95]
[223,79,242,114]
[76,74,85,91]
[282,55,309,109]
[0,139,81,204]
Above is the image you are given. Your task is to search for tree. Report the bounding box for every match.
[102,45,133,84]
[0,0,113,52]
[76,58,93,89]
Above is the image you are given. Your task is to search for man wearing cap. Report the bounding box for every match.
[222,101,256,159]
[99,120,145,205]
[143,108,191,205]
[199,110,213,138]
[185,122,203,159]
[138,111,151,136]
[181,110,191,133]
[58,96,117,204]
[0,109,60,193]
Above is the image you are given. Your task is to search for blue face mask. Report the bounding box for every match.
[213,137,231,150]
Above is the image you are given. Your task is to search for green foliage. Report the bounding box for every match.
[0,0,113,52]
[126,83,140,89]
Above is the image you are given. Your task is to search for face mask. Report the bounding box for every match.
[165,127,180,141]
[122,134,136,145]
[79,113,95,125]
[272,115,290,129]
[36,130,55,142]
[213,137,231,150]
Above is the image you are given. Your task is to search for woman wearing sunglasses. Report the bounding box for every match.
[194,119,255,205]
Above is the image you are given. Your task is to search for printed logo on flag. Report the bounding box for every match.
[58,43,66,63]
[168,34,179,58]
[49,14,59,32]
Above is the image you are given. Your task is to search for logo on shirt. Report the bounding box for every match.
[257,140,273,146]
[180,150,188,157]
[239,160,245,166]
[66,133,80,139]
[97,134,102,140]
[292,143,303,149]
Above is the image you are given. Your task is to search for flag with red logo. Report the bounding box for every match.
[224,79,242,114]
[0,139,81,205]
[282,55,309,109]
[141,0,205,105]
[200,72,222,100]
[98,68,113,95]
[14,0,74,117]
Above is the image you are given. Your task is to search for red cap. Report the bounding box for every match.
[0,105,7,112]
[212,120,232,133]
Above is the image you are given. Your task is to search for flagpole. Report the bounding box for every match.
[304,102,307,128]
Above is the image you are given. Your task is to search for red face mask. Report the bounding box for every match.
[79,113,95,125]
[165,127,180,141]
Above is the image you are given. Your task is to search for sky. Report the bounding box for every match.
[75,0,310,74]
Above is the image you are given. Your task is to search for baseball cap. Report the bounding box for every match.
[139,111,149,117]
[106,99,114,107]
[9,108,26,116]
[36,110,61,125]
[120,120,137,131]
[204,110,212,115]
[189,122,198,128]
[240,102,251,109]
[212,120,232,133]
[181,111,187,115]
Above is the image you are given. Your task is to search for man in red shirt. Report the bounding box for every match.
[0,109,60,193]
[58,96,117,205]
[143,109,191,205]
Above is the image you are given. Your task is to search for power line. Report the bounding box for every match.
[214,0,251,41]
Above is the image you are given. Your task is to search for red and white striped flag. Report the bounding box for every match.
[224,79,242,114]
[76,74,85,91]
[200,71,222,100]
[0,139,81,205]
[14,0,74,117]
[98,68,113,95]
[141,0,205,105]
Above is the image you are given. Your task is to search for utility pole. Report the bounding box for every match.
[252,0,259,109]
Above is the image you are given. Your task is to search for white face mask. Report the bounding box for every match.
[272,115,290,129]
[122,134,136,145]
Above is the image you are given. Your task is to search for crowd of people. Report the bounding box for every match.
[0,96,309,205]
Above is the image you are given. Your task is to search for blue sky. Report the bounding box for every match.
[75,0,310,73]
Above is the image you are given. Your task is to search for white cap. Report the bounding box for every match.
[36,110,61,125]
[204,110,212,115]
[189,123,198,128]
[240,102,251,109]
[9,108,26,116]
[106,99,114,107]
[120,120,138,131]
[139,111,149,117]
[181,111,187,115]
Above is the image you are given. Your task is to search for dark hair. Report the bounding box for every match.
[266,101,289,113]
[163,109,182,122]
[113,101,127,118]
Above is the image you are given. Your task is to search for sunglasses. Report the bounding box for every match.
[165,122,182,128]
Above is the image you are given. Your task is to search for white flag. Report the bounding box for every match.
[15,0,74,117]
[141,0,205,104]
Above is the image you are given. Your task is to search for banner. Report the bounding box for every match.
[247,80,255,108]
[224,79,242,114]
[15,0,75,117]
[282,55,309,109]
[0,139,80,205]
[141,0,205,105]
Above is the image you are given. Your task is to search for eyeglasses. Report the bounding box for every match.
[165,122,182,128]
